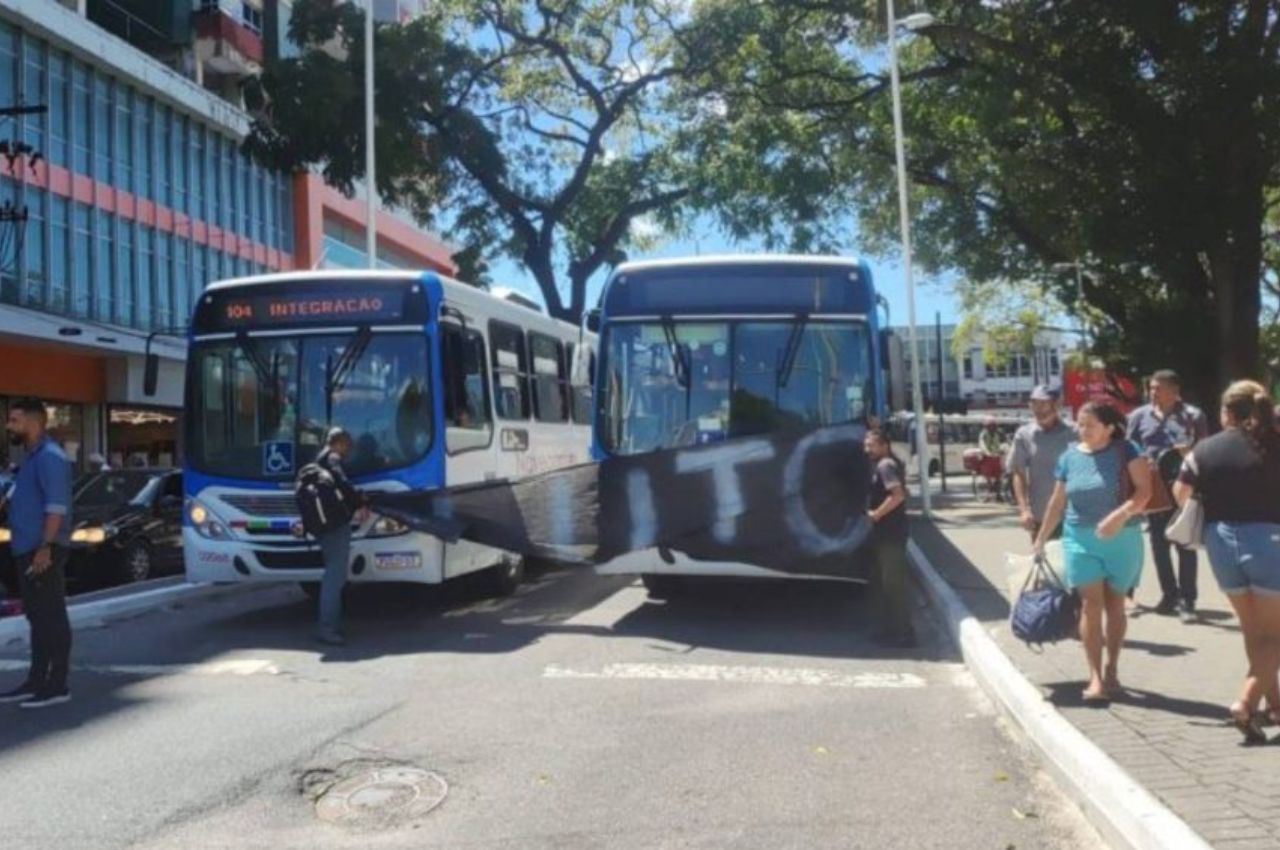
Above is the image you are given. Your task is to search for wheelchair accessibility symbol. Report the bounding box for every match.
[263,441,294,476]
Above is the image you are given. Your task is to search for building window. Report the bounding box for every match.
[278,173,292,254]
[206,133,220,226]
[192,241,206,303]
[1050,350,1061,374]
[72,61,90,174]
[191,124,205,222]
[23,190,45,306]
[48,50,68,168]
[50,196,69,314]
[137,226,154,328]
[156,105,171,209]
[174,237,190,327]
[135,94,151,200]
[94,209,114,322]
[155,229,171,329]
[962,355,972,380]
[0,22,15,111]
[72,203,91,319]
[174,114,188,215]
[240,154,251,236]
[93,74,112,183]
[115,86,133,195]
[116,221,133,326]
[222,136,235,232]
[23,37,46,155]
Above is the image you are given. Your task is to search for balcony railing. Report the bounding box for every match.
[193,4,264,66]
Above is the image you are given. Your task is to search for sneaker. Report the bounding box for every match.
[19,688,71,709]
[1179,601,1197,624]
[1154,597,1179,616]
[0,681,40,704]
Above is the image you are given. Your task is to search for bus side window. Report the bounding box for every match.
[529,332,569,423]
[568,342,595,425]
[488,320,530,420]
[442,324,493,452]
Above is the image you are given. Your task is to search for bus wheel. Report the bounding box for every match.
[641,574,680,599]
[483,555,525,597]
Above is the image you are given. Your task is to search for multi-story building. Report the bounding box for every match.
[892,323,1076,411]
[0,0,454,471]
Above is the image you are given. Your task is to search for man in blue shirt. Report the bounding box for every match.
[0,398,74,708]
[1127,370,1209,621]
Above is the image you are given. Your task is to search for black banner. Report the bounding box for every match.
[369,424,875,580]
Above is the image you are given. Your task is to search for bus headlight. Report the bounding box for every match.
[366,516,409,538]
[186,498,231,540]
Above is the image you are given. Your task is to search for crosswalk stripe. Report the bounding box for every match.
[0,658,281,678]
[542,662,926,689]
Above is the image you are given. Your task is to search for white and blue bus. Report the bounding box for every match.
[585,255,892,590]
[155,270,592,595]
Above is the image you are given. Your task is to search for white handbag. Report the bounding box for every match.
[1166,453,1204,549]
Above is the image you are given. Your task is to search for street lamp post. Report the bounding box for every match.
[886,1,934,514]
[364,0,377,270]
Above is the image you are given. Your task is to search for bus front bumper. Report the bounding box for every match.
[183,529,446,584]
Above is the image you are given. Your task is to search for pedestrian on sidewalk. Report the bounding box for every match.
[0,398,74,709]
[977,417,1007,502]
[1009,385,1076,542]
[1173,380,1280,744]
[1034,401,1152,702]
[1127,370,1209,621]
[864,429,916,648]
[306,428,368,646]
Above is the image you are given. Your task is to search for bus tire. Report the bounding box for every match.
[483,555,525,597]
[641,573,681,599]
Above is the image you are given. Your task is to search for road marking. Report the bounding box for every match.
[0,658,281,678]
[542,662,926,689]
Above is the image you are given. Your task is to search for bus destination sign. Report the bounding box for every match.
[204,286,413,330]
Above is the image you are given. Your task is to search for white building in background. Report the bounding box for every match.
[892,324,1077,411]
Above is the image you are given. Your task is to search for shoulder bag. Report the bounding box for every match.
[1165,453,1205,548]
[1116,441,1173,515]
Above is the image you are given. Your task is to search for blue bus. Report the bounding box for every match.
[152,270,592,596]
[584,255,891,589]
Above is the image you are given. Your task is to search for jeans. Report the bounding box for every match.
[872,536,914,638]
[16,546,71,691]
[1203,522,1280,595]
[317,525,351,636]
[1148,511,1198,605]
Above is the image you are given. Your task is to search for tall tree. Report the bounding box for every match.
[244,0,722,321]
[684,0,1280,403]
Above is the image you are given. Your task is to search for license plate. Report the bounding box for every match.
[375,552,422,571]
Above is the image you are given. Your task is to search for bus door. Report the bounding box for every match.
[439,316,504,576]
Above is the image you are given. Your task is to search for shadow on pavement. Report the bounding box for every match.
[1041,678,1228,722]
[1121,639,1196,657]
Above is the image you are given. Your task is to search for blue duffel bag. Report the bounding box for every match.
[1010,555,1080,648]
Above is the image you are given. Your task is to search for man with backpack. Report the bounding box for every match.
[297,428,368,646]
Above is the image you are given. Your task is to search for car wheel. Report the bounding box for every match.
[482,555,524,597]
[120,541,152,584]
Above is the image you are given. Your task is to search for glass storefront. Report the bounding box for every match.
[107,406,179,469]
[0,396,85,472]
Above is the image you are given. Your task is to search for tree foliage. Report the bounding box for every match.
[685,0,1280,403]
[245,0,728,321]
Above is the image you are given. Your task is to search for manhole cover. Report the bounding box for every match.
[314,766,448,825]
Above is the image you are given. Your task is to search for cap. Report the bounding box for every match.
[325,426,352,445]
[1029,385,1058,402]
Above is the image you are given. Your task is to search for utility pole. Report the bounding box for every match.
[364,0,377,269]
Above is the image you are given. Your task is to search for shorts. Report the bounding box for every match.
[1204,522,1280,596]
[1062,523,1144,593]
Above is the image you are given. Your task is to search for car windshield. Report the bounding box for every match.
[75,471,158,508]
[599,320,873,455]
[187,332,432,480]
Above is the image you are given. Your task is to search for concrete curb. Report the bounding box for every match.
[908,539,1213,850]
[0,581,248,646]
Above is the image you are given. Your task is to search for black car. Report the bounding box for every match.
[64,469,185,586]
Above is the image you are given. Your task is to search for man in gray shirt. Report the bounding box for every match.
[1009,385,1076,540]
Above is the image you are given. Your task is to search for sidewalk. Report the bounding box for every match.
[912,490,1280,850]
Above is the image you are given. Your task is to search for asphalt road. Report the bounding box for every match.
[0,565,1104,849]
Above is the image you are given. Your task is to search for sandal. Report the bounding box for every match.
[1229,703,1268,745]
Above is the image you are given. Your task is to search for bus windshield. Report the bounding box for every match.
[600,320,873,455]
[187,332,432,480]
